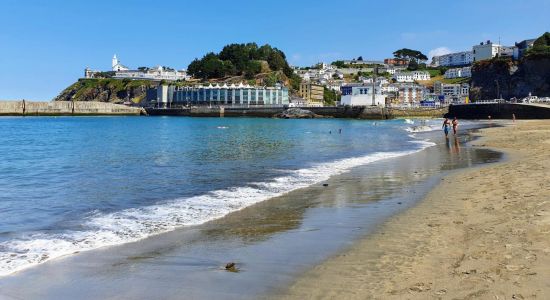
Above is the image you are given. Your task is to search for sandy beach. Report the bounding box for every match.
[278,120,550,299]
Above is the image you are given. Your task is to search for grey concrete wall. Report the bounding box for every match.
[146,106,447,119]
[447,103,550,119]
[0,101,142,116]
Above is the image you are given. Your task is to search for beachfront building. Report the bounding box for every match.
[151,83,289,108]
[444,67,472,79]
[392,71,430,83]
[397,84,426,107]
[431,51,473,67]
[299,82,324,107]
[340,84,386,107]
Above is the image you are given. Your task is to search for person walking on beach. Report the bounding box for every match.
[452,117,459,135]
[442,118,451,138]
[512,113,516,123]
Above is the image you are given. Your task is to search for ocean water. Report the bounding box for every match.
[0,116,440,276]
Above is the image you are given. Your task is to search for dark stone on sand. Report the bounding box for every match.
[225,262,235,270]
[323,183,329,187]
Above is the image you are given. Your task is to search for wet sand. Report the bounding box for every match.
[278,120,550,299]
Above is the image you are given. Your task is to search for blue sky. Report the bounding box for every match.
[0,0,548,100]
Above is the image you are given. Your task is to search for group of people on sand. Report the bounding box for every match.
[442,117,459,137]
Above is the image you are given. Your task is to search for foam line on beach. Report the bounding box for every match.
[0,140,436,277]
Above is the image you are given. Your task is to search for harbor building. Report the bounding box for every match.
[299,82,324,107]
[340,84,386,107]
[150,83,289,108]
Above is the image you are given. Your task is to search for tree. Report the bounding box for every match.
[525,32,550,58]
[393,48,428,62]
[357,56,363,61]
[323,87,340,106]
[331,60,346,68]
[407,59,419,71]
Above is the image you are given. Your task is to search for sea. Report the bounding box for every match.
[0,116,449,277]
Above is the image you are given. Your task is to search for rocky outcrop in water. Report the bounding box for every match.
[273,108,328,119]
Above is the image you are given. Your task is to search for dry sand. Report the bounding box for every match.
[277,120,550,300]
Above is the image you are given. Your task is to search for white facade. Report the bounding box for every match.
[472,42,501,62]
[444,67,472,79]
[340,85,386,107]
[393,71,430,82]
[431,51,473,67]
[112,54,129,71]
[114,66,188,81]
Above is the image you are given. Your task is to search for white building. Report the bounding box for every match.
[114,66,188,81]
[392,71,430,82]
[431,51,473,67]
[340,84,386,107]
[444,67,472,79]
[434,81,470,104]
[112,54,129,71]
[84,55,188,81]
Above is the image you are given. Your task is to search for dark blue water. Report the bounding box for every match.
[0,116,439,276]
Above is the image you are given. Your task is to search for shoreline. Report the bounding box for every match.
[0,122,501,299]
[277,120,550,299]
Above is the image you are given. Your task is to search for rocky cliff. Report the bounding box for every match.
[470,57,550,100]
[54,79,158,103]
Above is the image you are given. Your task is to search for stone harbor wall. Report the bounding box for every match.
[0,101,143,116]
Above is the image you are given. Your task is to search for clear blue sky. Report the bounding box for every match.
[0,0,548,100]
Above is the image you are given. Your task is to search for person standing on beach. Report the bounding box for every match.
[452,117,459,135]
[512,113,516,123]
[442,118,451,138]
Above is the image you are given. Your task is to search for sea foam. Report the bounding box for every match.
[0,140,435,277]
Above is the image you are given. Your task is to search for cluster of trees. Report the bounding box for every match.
[393,48,428,63]
[187,43,294,80]
[525,32,550,58]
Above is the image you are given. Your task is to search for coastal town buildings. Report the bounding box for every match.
[384,58,408,66]
[342,59,384,66]
[150,83,289,108]
[392,71,430,82]
[444,67,472,79]
[340,84,386,107]
[434,81,470,103]
[397,84,426,106]
[431,51,473,67]
[299,82,324,107]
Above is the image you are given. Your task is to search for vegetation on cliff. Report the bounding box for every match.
[187,42,301,90]
[524,32,550,59]
[54,78,160,103]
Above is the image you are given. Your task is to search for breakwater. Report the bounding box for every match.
[446,103,550,119]
[145,106,448,119]
[0,101,144,116]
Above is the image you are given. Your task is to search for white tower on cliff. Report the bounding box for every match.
[112,54,118,70]
[111,54,128,71]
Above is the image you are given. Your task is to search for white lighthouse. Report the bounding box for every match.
[111,54,128,71]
